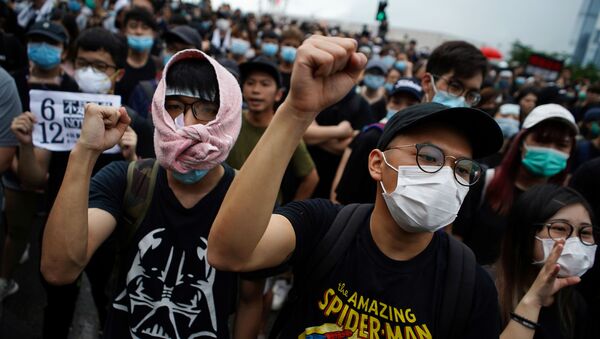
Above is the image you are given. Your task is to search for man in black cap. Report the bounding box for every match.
[227,56,318,203]
[209,36,503,338]
[25,20,79,96]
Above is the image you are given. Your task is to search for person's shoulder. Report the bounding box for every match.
[276,198,340,217]
[93,160,130,180]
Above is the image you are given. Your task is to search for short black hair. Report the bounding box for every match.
[166,58,220,107]
[426,40,487,80]
[124,6,157,31]
[75,27,127,69]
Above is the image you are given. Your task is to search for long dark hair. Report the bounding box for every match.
[497,184,595,338]
[485,119,576,215]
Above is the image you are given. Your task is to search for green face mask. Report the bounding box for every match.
[590,122,600,139]
[85,0,96,10]
[522,145,569,177]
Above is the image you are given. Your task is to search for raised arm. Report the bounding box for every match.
[208,36,367,272]
[500,240,580,339]
[303,120,354,145]
[41,104,131,285]
[11,112,52,187]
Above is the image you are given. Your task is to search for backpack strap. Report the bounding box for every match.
[119,158,160,252]
[438,236,477,338]
[269,203,373,339]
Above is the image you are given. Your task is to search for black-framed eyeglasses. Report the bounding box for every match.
[74,58,117,73]
[432,74,481,106]
[535,221,596,246]
[164,99,219,121]
[385,143,482,186]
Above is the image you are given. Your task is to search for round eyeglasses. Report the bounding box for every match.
[535,221,596,246]
[432,75,481,106]
[385,143,483,186]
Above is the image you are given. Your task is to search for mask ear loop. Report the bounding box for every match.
[379,152,398,194]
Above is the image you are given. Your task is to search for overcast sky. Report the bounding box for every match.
[212,0,584,55]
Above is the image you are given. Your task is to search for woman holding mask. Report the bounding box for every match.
[454,104,578,265]
[498,184,596,338]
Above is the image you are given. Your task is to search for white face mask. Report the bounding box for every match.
[534,236,597,277]
[380,154,469,233]
[74,66,113,94]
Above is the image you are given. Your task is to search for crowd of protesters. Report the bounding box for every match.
[0,0,599,338]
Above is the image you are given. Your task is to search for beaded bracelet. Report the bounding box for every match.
[510,312,540,330]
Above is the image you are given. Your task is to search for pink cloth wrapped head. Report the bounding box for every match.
[152,49,242,173]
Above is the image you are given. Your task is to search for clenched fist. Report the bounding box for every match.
[287,36,367,120]
[11,112,37,145]
[77,104,131,154]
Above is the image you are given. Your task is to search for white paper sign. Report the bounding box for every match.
[30,90,122,153]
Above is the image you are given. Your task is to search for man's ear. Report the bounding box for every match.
[421,72,433,102]
[368,149,385,182]
[115,69,125,82]
[275,87,284,103]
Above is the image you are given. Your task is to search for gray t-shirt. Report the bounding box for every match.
[0,67,21,147]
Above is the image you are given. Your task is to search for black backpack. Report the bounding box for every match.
[269,203,476,339]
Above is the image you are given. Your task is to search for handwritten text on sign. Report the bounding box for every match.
[30,90,121,153]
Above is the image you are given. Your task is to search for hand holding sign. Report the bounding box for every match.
[77,104,131,154]
[11,112,37,145]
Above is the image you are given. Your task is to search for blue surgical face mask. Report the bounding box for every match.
[382,55,396,68]
[27,43,62,70]
[394,61,406,72]
[162,52,173,67]
[385,109,397,121]
[280,46,297,63]
[522,144,569,177]
[495,117,520,139]
[515,76,526,86]
[384,82,394,94]
[127,35,154,52]
[68,0,81,12]
[261,42,279,57]
[363,74,385,90]
[172,169,210,184]
[430,75,469,108]
[230,38,250,56]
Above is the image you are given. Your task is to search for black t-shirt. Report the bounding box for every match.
[570,158,600,337]
[27,74,80,110]
[115,58,157,105]
[309,90,375,198]
[453,170,524,265]
[275,199,500,337]
[336,125,383,204]
[572,139,600,172]
[533,289,594,339]
[370,97,387,121]
[89,162,237,339]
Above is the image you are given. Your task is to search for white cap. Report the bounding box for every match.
[499,103,520,116]
[499,70,513,78]
[522,103,579,133]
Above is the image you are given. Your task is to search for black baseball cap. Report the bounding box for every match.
[164,25,202,49]
[377,102,503,159]
[27,20,69,44]
[240,56,282,88]
[390,78,423,101]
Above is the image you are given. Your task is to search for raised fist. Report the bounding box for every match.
[77,104,131,153]
[11,112,37,145]
[286,36,367,120]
